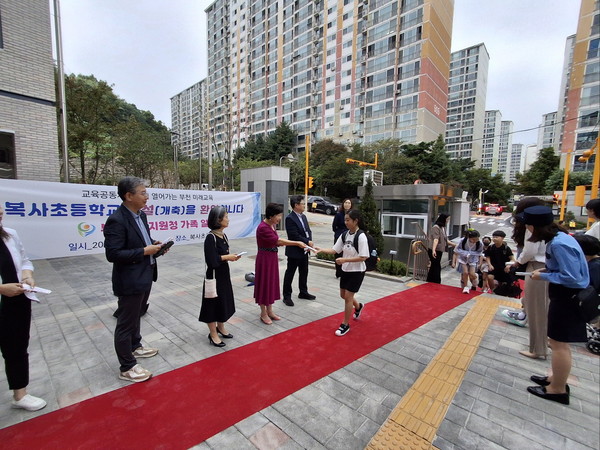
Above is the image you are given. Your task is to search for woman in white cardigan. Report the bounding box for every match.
[503,197,549,359]
[0,205,46,411]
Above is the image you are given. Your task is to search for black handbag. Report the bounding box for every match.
[574,286,600,323]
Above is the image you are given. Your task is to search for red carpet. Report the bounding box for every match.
[0,283,474,449]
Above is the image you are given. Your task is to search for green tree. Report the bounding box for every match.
[63,74,118,184]
[545,169,593,191]
[515,147,560,195]
[359,177,384,256]
[310,140,362,198]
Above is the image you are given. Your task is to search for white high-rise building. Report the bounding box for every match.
[170,79,209,159]
[445,43,489,165]
[509,143,524,183]
[498,121,513,182]
[203,0,455,161]
[482,110,501,173]
[537,112,557,151]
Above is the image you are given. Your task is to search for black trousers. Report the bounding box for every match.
[282,255,309,298]
[0,294,31,390]
[426,249,443,284]
[114,290,150,372]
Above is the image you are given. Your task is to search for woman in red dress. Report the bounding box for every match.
[254,203,307,324]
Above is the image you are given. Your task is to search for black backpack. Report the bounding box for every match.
[343,230,379,271]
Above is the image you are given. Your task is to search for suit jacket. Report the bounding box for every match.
[104,204,158,296]
[285,211,311,259]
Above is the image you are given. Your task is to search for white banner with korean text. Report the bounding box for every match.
[0,179,261,260]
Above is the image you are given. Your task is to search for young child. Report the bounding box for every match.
[478,236,492,293]
[316,209,369,336]
[485,230,516,293]
[452,229,484,294]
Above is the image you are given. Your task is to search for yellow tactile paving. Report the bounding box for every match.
[367,293,513,449]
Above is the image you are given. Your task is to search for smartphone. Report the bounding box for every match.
[155,239,174,257]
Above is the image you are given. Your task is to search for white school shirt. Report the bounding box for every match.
[332,230,369,272]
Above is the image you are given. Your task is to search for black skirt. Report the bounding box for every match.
[547,283,587,343]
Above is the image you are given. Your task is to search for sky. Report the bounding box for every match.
[55,0,581,146]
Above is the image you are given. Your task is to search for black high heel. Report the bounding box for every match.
[217,329,233,339]
[208,334,226,347]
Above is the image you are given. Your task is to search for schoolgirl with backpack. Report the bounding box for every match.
[316,209,370,336]
[452,228,484,294]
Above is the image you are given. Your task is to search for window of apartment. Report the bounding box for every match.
[588,38,599,59]
[0,133,15,179]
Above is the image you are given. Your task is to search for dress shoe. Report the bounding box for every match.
[298,292,316,300]
[217,329,233,339]
[282,297,294,306]
[530,375,570,393]
[260,315,273,325]
[527,385,569,405]
[208,334,226,347]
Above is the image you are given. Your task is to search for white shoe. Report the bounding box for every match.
[11,394,47,411]
[462,286,470,294]
[119,364,152,383]
[133,346,158,358]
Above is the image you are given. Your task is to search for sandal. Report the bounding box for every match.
[260,315,272,325]
[519,350,546,360]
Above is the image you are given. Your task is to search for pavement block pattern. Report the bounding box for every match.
[368,295,527,449]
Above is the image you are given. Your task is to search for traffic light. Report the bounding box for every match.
[579,149,594,162]
[553,193,560,204]
[308,176,314,188]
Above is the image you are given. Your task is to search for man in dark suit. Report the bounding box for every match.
[282,195,316,306]
[104,177,164,383]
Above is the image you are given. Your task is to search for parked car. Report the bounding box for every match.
[307,196,338,215]
[484,203,503,216]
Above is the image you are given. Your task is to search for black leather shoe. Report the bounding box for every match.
[530,375,550,386]
[217,329,233,339]
[283,297,294,306]
[208,335,226,348]
[530,375,570,392]
[298,292,316,300]
[527,385,569,405]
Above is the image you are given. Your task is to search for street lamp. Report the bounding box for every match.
[478,188,489,214]
[279,153,296,166]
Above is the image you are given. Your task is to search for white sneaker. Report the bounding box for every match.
[133,346,158,358]
[119,364,152,383]
[11,394,47,411]
[462,286,470,294]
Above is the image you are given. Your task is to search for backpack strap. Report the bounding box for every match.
[353,230,363,252]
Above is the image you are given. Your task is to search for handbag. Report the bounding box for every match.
[574,286,600,323]
[204,233,218,298]
[204,276,218,298]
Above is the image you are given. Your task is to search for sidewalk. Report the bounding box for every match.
[0,227,598,448]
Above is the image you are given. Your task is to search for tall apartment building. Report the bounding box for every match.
[497,120,513,182]
[561,0,599,170]
[481,110,501,173]
[0,0,60,181]
[445,43,489,164]
[537,111,558,150]
[509,143,524,183]
[170,79,209,159]
[555,35,576,153]
[203,0,454,161]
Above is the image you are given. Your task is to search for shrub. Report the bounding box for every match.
[377,259,407,276]
[316,252,336,262]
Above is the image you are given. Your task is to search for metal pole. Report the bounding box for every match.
[53,0,69,183]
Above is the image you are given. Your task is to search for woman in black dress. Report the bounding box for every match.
[199,206,242,347]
